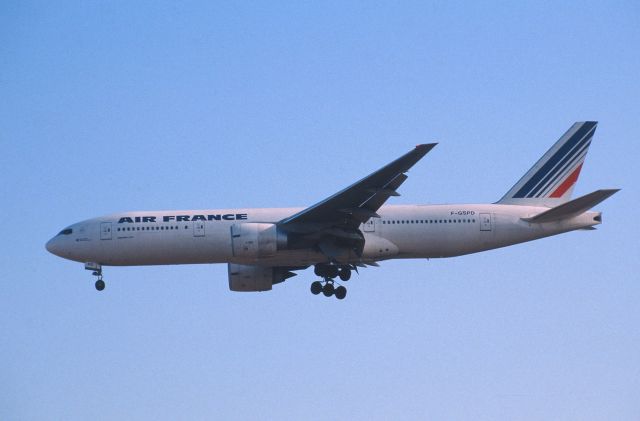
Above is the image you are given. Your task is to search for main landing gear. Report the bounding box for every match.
[85,262,105,291]
[310,264,352,300]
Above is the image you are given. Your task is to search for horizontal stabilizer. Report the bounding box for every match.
[523,189,620,223]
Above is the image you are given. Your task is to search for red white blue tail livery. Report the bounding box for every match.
[499,121,597,207]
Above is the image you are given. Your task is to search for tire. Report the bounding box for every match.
[326,265,339,279]
[310,281,323,295]
[322,283,335,297]
[95,279,105,291]
[314,266,323,277]
[339,269,351,281]
[334,286,347,300]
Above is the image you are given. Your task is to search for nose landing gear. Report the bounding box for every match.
[310,264,353,300]
[85,262,105,291]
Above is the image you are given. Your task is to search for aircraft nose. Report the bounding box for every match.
[46,237,61,256]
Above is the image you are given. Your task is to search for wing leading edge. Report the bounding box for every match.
[279,143,437,228]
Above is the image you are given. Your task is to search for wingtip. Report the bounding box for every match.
[415,143,438,150]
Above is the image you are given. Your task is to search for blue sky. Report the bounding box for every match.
[1,1,639,420]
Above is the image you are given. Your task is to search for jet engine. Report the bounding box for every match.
[228,263,296,291]
[230,223,287,259]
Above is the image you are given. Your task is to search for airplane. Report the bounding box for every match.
[46,121,618,299]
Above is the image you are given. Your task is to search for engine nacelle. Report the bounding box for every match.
[228,263,294,292]
[231,223,287,259]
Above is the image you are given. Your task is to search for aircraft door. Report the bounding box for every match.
[479,213,492,231]
[363,219,375,232]
[100,222,112,240]
[193,221,205,237]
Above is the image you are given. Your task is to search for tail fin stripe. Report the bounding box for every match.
[533,140,592,198]
[513,122,596,198]
[549,163,583,198]
[523,124,595,197]
[526,130,594,198]
[537,143,591,197]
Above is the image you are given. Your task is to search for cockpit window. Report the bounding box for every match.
[58,228,73,235]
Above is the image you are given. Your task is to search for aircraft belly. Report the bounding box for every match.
[383,226,483,258]
[231,249,321,267]
[97,231,232,266]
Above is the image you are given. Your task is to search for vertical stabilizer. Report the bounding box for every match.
[498,121,597,207]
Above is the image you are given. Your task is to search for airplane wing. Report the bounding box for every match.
[278,144,436,261]
[280,144,436,227]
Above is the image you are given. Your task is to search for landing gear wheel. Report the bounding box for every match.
[310,281,323,295]
[338,268,351,281]
[322,282,335,297]
[326,265,339,279]
[334,286,347,300]
[86,263,105,292]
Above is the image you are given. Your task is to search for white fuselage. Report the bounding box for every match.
[45,203,601,267]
